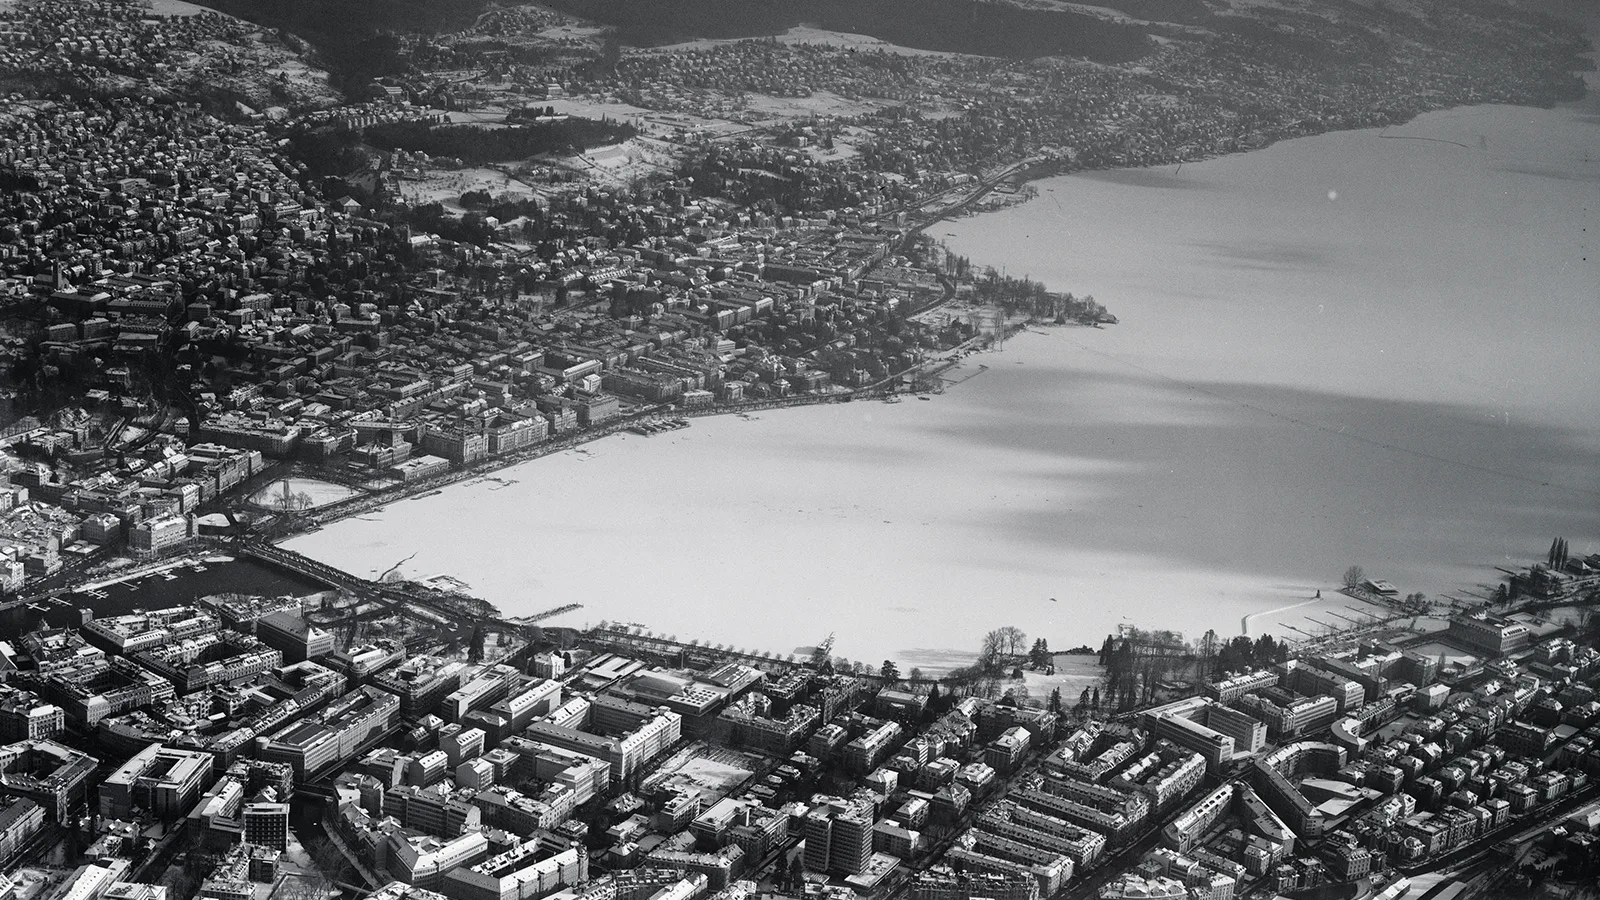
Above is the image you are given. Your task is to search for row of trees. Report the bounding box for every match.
[1549,536,1574,570]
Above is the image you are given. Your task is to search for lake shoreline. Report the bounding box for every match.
[283,32,1600,671]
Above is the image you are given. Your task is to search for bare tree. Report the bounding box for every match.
[979,630,1005,672]
[1342,566,1365,588]
[997,626,1028,658]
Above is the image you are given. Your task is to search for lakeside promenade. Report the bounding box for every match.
[259,320,1016,544]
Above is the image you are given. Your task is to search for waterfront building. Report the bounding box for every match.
[1448,613,1532,656]
[83,608,218,655]
[201,594,304,632]
[391,455,451,482]
[128,514,196,558]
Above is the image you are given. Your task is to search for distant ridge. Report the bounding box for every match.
[541,0,1155,61]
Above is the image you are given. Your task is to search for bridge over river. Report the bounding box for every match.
[237,541,580,637]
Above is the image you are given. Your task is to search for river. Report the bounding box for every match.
[286,40,1600,673]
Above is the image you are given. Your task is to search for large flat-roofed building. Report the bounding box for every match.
[1239,694,1339,740]
[100,743,213,819]
[444,665,522,723]
[1153,712,1233,773]
[463,679,562,745]
[256,686,398,780]
[1448,612,1532,656]
[255,611,335,663]
[375,657,470,719]
[389,831,491,889]
[523,708,681,783]
[83,608,218,655]
[1205,670,1280,705]
[331,641,408,682]
[1205,705,1266,755]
